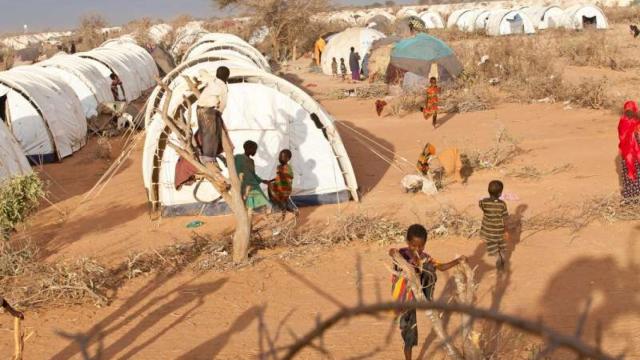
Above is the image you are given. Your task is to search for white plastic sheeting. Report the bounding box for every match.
[143,59,358,215]
[473,10,493,31]
[0,118,31,182]
[486,9,536,36]
[183,33,270,71]
[40,53,114,116]
[527,6,564,29]
[149,24,173,44]
[78,38,158,102]
[320,28,385,75]
[562,5,608,30]
[170,21,207,60]
[0,68,86,160]
[418,11,445,29]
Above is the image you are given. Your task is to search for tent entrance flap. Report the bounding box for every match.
[0,95,7,124]
[582,16,597,29]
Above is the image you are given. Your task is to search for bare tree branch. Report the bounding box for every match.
[279,301,618,360]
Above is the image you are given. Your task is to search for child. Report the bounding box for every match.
[389,224,466,360]
[479,180,509,270]
[331,58,338,78]
[423,77,440,129]
[234,140,271,211]
[1,297,24,319]
[339,58,347,81]
[268,149,296,215]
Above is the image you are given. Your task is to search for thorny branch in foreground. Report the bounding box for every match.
[255,259,619,360]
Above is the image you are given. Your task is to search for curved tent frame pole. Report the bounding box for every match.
[79,55,128,101]
[0,79,60,161]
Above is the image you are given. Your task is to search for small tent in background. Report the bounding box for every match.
[366,37,399,81]
[148,24,173,45]
[387,33,462,89]
[532,6,565,30]
[562,5,608,30]
[418,11,445,29]
[486,9,536,36]
[473,9,492,31]
[320,27,386,76]
[447,9,474,29]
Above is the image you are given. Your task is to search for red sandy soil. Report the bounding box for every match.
[2,44,640,360]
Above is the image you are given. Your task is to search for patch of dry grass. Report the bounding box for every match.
[507,163,573,180]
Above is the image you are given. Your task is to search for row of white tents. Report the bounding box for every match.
[318,3,610,35]
[0,37,158,183]
[444,4,608,35]
[143,32,358,216]
[1,31,73,50]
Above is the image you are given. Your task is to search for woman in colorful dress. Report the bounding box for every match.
[618,100,640,200]
[423,77,440,128]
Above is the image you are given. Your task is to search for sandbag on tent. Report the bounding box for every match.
[143,59,358,217]
[320,28,385,76]
[388,33,462,84]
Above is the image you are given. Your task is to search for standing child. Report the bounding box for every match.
[340,58,347,81]
[331,58,338,79]
[423,77,440,128]
[268,149,296,216]
[479,180,509,270]
[389,224,466,360]
[234,140,271,211]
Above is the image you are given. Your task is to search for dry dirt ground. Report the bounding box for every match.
[2,32,640,360]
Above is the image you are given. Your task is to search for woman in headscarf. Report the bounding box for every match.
[618,100,640,200]
[416,143,437,176]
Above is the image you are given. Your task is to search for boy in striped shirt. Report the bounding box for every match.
[479,180,509,270]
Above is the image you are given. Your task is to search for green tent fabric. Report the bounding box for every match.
[390,33,462,79]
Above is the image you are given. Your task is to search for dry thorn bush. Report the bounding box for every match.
[77,14,108,51]
[463,127,522,170]
[0,174,44,239]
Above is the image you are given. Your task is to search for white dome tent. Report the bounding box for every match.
[0,118,31,182]
[486,9,536,36]
[182,34,270,71]
[562,5,608,30]
[78,38,159,102]
[473,9,492,31]
[418,11,445,29]
[320,27,385,76]
[447,9,474,29]
[457,9,486,32]
[528,6,564,30]
[149,24,173,44]
[40,53,114,119]
[0,68,87,163]
[143,59,358,216]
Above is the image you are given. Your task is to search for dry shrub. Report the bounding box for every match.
[464,127,521,170]
[389,88,423,116]
[427,206,480,238]
[566,77,610,110]
[558,32,638,70]
[0,45,15,71]
[272,214,405,248]
[0,174,44,238]
[328,84,388,100]
[77,14,108,51]
[124,17,153,46]
[95,136,113,160]
[442,80,497,113]
[604,6,640,24]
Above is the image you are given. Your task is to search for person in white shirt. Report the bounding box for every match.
[196,66,230,164]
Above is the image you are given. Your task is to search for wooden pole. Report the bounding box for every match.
[14,317,23,360]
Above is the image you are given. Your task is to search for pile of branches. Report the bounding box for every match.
[507,163,573,180]
[426,205,480,239]
[463,127,522,170]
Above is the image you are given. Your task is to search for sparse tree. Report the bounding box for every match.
[384,0,396,7]
[77,14,108,51]
[212,0,329,62]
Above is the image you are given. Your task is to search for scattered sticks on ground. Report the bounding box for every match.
[507,163,573,180]
[463,127,522,170]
